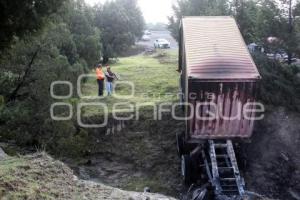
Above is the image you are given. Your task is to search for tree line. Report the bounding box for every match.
[168,0,300,110]
[168,0,300,63]
[0,0,144,156]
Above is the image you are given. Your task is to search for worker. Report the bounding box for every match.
[105,65,117,96]
[96,64,105,96]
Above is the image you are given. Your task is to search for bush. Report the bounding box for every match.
[254,53,300,111]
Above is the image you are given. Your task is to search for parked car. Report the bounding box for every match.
[266,53,283,60]
[267,50,297,63]
[283,56,297,63]
[154,39,170,49]
[141,35,151,41]
[248,43,264,53]
[144,30,151,35]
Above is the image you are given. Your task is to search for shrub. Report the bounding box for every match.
[254,53,300,111]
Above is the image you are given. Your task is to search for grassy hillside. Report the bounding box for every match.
[0,153,177,200]
[80,50,179,116]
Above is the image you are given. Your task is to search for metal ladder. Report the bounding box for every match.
[204,140,245,200]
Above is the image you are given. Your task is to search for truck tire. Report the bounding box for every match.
[181,154,192,185]
[176,132,185,157]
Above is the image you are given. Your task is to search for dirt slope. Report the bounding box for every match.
[242,107,300,200]
[0,152,177,200]
[72,115,184,197]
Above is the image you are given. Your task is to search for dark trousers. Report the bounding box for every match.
[97,79,104,96]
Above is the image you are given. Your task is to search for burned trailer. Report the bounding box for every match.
[178,16,261,141]
[177,17,261,200]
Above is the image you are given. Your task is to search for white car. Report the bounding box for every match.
[154,39,171,49]
[144,30,151,35]
[141,35,151,41]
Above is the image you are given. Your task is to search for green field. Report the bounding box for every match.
[81,49,179,116]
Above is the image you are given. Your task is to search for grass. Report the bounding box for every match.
[80,49,179,116]
[0,153,177,200]
[0,153,84,199]
[123,176,171,194]
[0,155,50,199]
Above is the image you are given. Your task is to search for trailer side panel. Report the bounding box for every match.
[187,81,257,139]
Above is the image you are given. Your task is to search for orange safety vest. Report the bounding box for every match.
[96,68,105,80]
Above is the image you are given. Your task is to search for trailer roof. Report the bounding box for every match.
[181,16,261,80]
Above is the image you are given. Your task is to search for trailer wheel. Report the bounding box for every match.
[181,154,192,185]
[176,132,185,156]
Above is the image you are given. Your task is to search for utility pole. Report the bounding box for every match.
[288,0,293,64]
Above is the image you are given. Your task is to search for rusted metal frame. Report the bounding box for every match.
[184,54,189,141]
[226,140,245,196]
[188,81,257,139]
[188,78,258,83]
[202,149,213,183]
[188,135,251,140]
[186,137,249,144]
[224,151,231,168]
[209,140,223,195]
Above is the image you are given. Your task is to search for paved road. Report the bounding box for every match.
[137,30,178,49]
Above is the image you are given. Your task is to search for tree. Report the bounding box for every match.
[0,0,97,156]
[234,0,260,43]
[63,0,102,67]
[168,0,231,41]
[279,0,300,64]
[168,0,300,61]
[118,0,145,39]
[0,0,65,53]
[253,0,300,63]
[95,0,144,63]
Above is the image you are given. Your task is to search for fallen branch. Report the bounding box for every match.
[8,47,40,102]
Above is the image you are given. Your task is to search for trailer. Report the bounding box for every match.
[177,17,261,200]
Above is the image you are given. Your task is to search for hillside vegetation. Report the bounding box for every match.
[81,50,179,116]
[0,152,176,200]
[0,0,145,158]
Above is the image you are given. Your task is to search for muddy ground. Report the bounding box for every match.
[70,107,300,200]
[71,112,185,197]
[242,107,300,200]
